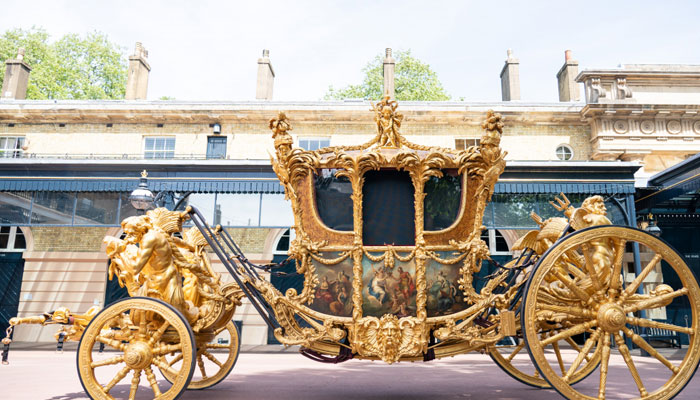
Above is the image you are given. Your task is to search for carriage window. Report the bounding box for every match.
[314,170,353,231]
[362,170,415,246]
[424,170,462,231]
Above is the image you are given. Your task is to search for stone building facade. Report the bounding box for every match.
[1,45,699,343]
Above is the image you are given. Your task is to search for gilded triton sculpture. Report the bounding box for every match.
[2,98,699,400]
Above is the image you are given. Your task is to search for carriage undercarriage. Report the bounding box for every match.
[3,99,699,400]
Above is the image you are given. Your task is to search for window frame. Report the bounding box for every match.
[206,136,227,159]
[0,226,26,251]
[143,136,176,159]
[555,144,574,161]
[0,136,25,158]
[454,138,480,151]
[298,137,330,151]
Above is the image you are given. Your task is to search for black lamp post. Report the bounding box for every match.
[128,170,154,214]
[645,213,662,237]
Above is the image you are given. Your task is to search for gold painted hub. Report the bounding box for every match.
[597,303,626,332]
[124,341,152,369]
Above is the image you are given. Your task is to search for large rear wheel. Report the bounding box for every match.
[522,226,700,399]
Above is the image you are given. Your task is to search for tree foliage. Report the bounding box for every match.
[0,27,127,99]
[325,49,450,101]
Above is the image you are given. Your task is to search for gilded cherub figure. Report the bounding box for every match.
[371,96,403,147]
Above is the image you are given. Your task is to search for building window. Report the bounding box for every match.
[0,137,25,158]
[144,137,175,159]
[480,229,510,255]
[455,138,480,150]
[206,136,227,159]
[299,137,330,151]
[556,144,573,160]
[0,226,26,251]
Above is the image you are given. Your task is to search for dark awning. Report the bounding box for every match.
[495,182,635,194]
[0,178,285,194]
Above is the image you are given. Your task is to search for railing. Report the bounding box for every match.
[2,152,233,160]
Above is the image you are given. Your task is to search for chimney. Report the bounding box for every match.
[383,48,395,99]
[125,42,150,100]
[500,49,520,101]
[1,48,31,100]
[556,50,580,102]
[256,49,275,100]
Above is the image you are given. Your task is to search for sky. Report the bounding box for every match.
[2,0,700,102]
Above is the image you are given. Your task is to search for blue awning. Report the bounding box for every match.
[494,182,635,194]
[0,179,285,194]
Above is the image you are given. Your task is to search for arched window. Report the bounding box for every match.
[0,226,26,251]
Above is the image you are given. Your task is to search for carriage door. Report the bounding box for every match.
[104,232,129,306]
[0,227,26,335]
[268,229,301,344]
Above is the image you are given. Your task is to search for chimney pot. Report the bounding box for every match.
[383,48,396,99]
[557,49,580,101]
[500,49,520,101]
[125,42,150,100]
[256,49,274,100]
[1,48,32,99]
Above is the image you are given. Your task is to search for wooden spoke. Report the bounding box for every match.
[552,341,566,375]
[564,337,593,363]
[608,239,627,294]
[148,320,170,347]
[214,324,228,335]
[626,316,694,335]
[90,355,125,368]
[103,365,131,394]
[152,357,180,377]
[541,320,597,347]
[537,304,594,319]
[507,341,526,362]
[95,335,127,352]
[144,367,162,397]
[581,243,604,293]
[197,355,208,379]
[564,329,601,382]
[622,254,662,299]
[560,254,588,280]
[622,326,679,374]
[137,310,148,340]
[613,333,648,397]
[206,342,232,349]
[153,343,183,356]
[551,269,592,303]
[202,350,224,368]
[624,288,689,314]
[128,369,141,400]
[168,352,184,367]
[598,334,611,400]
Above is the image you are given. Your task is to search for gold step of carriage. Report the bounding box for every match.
[3,98,699,400]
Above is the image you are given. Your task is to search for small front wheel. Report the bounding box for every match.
[76,297,196,400]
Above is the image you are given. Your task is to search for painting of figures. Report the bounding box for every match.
[426,254,467,317]
[309,253,353,317]
[361,254,417,318]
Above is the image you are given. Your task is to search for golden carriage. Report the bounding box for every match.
[3,98,700,400]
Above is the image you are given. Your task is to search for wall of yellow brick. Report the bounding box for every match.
[30,227,111,252]
[2,120,590,161]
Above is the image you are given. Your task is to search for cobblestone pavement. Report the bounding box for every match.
[1,349,699,399]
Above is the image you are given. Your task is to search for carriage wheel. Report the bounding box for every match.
[522,226,700,400]
[77,297,196,400]
[160,320,241,390]
[489,319,601,388]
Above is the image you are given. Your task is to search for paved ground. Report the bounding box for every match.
[1,347,699,399]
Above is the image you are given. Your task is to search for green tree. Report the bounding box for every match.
[325,49,451,101]
[0,27,127,99]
